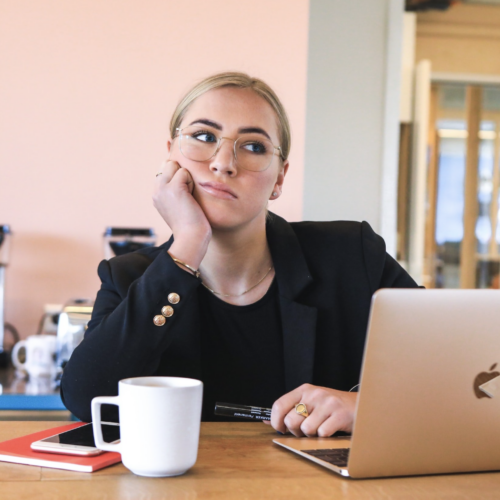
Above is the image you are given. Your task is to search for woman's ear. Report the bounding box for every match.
[282,161,289,178]
[167,140,172,153]
[271,161,289,199]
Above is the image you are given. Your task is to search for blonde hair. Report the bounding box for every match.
[169,72,291,161]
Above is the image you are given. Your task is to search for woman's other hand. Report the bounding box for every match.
[266,384,358,437]
[153,160,212,269]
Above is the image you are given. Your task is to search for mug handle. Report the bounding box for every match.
[91,395,122,454]
[11,340,27,371]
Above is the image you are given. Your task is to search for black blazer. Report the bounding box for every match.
[61,213,418,422]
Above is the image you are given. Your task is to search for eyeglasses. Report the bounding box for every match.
[175,126,284,172]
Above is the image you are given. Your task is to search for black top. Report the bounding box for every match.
[199,279,285,421]
[61,213,419,422]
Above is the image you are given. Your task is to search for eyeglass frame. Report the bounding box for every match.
[174,126,285,172]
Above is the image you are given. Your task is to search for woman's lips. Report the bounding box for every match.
[198,182,237,200]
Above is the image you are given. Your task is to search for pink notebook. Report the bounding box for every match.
[0,423,122,472]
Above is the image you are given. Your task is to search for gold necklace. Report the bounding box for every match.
[201,266,274,298]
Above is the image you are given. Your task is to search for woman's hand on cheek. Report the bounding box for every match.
[153,160,212,269]
[266,384,358,438]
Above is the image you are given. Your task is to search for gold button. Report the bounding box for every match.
[161,305,174,317]
[168,293,180,304]
[153,315,166,326]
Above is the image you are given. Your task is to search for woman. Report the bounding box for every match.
[61,72,418,437]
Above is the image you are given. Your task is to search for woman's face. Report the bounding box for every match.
[167,87,288,231]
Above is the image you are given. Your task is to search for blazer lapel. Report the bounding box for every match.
[267,213,318,392]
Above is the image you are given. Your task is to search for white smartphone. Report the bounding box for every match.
[30,422,120,456]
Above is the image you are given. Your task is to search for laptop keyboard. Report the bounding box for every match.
[302,448,350,467]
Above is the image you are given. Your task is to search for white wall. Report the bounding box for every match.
[0,0,309,339]
[303,0,404,255]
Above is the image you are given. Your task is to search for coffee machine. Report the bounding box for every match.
[56,298,94,371]
[0,225,11,367]
[103,227,156,259]
[55,227,156,375]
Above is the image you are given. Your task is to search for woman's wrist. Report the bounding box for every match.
[169,256,201,278]
[168,233,210,273]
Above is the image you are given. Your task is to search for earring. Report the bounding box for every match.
[272,192,277,197]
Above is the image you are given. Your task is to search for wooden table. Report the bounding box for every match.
[1,421,500,499]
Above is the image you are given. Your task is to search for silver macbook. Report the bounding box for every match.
[274,289,500,478]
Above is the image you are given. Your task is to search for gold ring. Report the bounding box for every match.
[295,403,308,418]
[156,172,163,177]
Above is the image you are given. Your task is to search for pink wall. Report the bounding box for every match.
[0,1,309,339]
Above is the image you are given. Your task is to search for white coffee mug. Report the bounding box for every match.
[11,335,58,378]
[91,376,203,477]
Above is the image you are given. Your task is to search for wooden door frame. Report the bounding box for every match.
[460,86,482,289]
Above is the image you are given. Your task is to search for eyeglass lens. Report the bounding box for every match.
[179,126,276,172]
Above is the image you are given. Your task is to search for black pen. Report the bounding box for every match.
[215,401,352,437]
[214,402,272,421]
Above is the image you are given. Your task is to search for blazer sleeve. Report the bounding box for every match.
[60,249,201,422]
[360,221,420,292]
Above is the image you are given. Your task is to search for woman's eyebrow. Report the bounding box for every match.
[188,119,272,141]
[238,127,271,140]
[189,119,222,130]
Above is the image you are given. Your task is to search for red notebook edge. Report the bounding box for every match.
[0,423,122,473]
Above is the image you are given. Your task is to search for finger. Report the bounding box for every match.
[299,406,331,437]
[283,410,307,437]
[169,167,194,193]
[156,160,181,184]
[263,420,292,437]
[270,384,311,433]
[316,412,350,438]
[155,160,168,182]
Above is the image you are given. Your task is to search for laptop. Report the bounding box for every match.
[273,289,500,478]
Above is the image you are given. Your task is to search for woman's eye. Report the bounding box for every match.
[242,142,267,154]
[192,132,217,143]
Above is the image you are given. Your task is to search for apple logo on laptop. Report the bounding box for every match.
[473,363,499,399]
